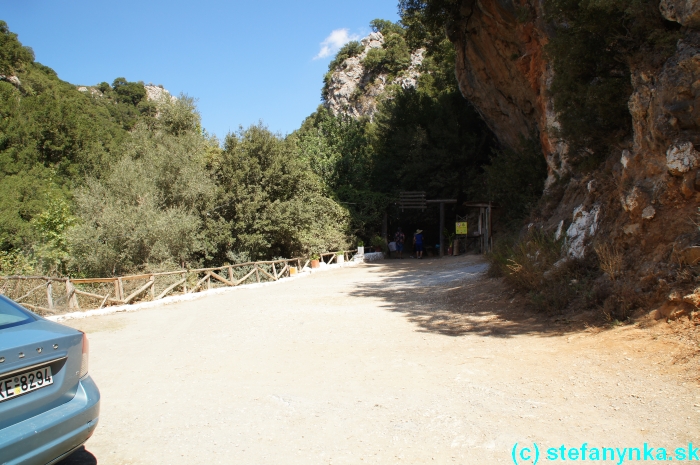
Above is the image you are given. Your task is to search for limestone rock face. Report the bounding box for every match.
[144,84,174,102]
[323,32,425,119]
[666,141,699,175]
[0,75,21,88]
[447,0,565,183]
[659,0,700,27]
[446,0,700,307]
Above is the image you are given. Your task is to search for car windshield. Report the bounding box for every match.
[0,297,34,329]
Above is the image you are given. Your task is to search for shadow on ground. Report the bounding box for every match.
[57,446,97,465]
[352,255,596,338]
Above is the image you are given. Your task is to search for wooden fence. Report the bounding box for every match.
[0,251,357,316]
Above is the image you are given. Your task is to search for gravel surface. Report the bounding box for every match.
[59,255,699,464]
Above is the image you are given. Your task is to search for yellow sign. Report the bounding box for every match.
[456,222,468,235]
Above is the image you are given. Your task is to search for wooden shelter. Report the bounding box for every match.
[462,201,496,254]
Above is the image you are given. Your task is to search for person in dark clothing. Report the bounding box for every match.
[413,229,424,259]
[394,227,405,259]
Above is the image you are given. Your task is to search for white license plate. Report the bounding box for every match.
[0,366,53,402]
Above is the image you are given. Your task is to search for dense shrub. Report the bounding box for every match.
[67,96,220,276]
[214,123,351,259]
[0,20,34,75]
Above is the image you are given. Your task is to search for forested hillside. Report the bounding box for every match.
[0,21,352,277]
[2,18,542,279]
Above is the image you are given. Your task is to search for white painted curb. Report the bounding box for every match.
[47,260,361,323]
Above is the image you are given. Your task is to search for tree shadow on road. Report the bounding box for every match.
[352,256,596,338]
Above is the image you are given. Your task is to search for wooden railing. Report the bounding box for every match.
[0,251,358,316]
[319,250,357,265]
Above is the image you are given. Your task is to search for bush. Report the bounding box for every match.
[489,229,600,313]
[544,0,681,155]
[214,123,351,260]
[67,97,219,276]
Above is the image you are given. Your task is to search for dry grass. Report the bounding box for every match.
[594,243,623,282]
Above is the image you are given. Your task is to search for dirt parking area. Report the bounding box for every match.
[59,255,699,464]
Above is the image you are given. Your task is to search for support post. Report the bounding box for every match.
[46,281,53,310]
[439,202,445,258]
[227,266,234,285]
[182,272,187,293]
[117,277,124,301]
[382,211,388,243]
[66,280,79,310]
[149,275,155,300]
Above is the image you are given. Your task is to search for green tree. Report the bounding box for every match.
[213,123,351,259]
[0,20,34,75]
[67,96,221,276]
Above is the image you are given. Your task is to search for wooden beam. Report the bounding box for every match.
[257,266,276,281]
[70,277,118,284]
[20,303,54,314]
[123,280,155,304]
[234,268,257,285]
[98,292,111,309]
[210,271,234,286]
[156,278,186,300]
[14,283,46,303]
[191,272,212,293]
[73,289,123,304]
[120,273,154,282]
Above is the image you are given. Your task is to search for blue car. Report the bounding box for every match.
[0,295,100,465]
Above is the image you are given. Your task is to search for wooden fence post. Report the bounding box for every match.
[255,265,260,283]
[114,279,121,301]
[207,273,211,290]
[227,266,234,285]
[272,263,278,280]
[46,280,53,310]
[66,280,79,310]
[149,275,155,300]
[117,278,124,301]
[182,272,187,293]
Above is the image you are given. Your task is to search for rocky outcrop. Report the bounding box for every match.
[446,0,700,312]
[0,75,21,88]
[144,84,173,102]
[447,0,565,182]
[324,32,425,119]
[660,0,700,27]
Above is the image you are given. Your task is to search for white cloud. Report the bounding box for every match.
[314,29,360,60]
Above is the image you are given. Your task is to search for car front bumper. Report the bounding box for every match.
[0,375,100,465]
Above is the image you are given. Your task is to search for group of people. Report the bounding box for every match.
[392,227,424,259]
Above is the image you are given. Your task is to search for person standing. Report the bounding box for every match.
[413,229,424,259]
[394,227,405,259]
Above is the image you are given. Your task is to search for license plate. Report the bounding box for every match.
[0,366,53,402]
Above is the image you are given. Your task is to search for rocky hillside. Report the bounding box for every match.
[440,0,700,317]
[323,31,425,119]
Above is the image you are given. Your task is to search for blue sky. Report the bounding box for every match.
[2,0,400,138]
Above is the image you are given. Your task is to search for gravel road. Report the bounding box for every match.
[60,255,699,464]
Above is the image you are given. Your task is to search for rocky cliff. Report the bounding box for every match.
[446,0,700,316]
[324,32,425,119]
